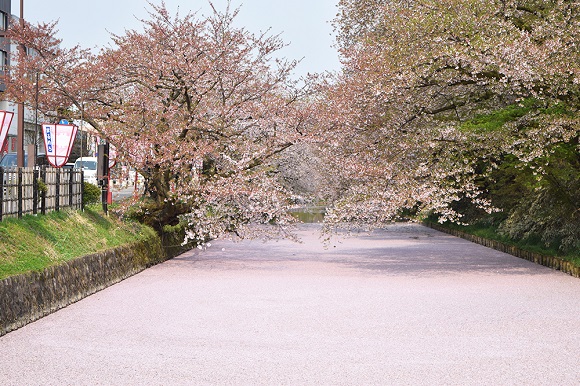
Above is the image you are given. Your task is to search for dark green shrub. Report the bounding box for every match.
[83,182,101,205]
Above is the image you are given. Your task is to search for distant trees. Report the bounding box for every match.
[321,0,579,251]
[5,3,313,241]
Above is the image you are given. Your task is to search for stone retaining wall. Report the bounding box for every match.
[0,233,168,337]
[425,222,580,279]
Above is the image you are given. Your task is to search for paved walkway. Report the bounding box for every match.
[1,223,579,385]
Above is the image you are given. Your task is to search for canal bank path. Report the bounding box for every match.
[1,223,579,385]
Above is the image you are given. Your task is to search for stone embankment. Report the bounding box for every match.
[0,233,172,337]
[425,222,580,278]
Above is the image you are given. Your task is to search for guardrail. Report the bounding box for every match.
[0,167,84,221]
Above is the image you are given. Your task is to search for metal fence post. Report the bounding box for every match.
[33,169,39,214]
[17,168,23,218]
[40,167,46,215]
[69,169,74,207]
[81,170,84,211]
[55,168,60,212]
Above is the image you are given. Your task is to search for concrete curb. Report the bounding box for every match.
[0,234,168,337]
[424,222,580,279]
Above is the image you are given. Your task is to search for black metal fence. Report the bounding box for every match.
[0,167,83,221]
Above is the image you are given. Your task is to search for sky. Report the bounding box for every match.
[20,0,342,78]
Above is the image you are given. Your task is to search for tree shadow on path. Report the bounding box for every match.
[173,223,554,277]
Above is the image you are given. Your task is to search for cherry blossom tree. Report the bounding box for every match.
[6,0,578,250]
[5,2,314,241]
[321,0,579,248]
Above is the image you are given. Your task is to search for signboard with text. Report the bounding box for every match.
[42,123,78,167]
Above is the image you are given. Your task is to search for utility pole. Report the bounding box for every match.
[16,0,24,167]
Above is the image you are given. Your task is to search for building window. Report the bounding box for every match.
[0,50,7,71]
[0,12,7,31]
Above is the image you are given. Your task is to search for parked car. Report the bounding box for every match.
[1,152,69,191]
[73,157,98,185]
[0,152,50,168]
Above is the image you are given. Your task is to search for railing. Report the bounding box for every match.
[0,167,83,221]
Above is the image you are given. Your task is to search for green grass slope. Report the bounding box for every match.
[0,206,157,280]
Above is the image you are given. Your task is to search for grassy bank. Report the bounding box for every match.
[0,206,157,280]
[425,219,580,268]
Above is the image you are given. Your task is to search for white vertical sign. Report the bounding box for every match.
[42,123,78,167]
[0,111,14,153]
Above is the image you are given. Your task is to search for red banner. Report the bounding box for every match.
[42,123,78,167]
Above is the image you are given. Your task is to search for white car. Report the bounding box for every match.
[73,157,98,185]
